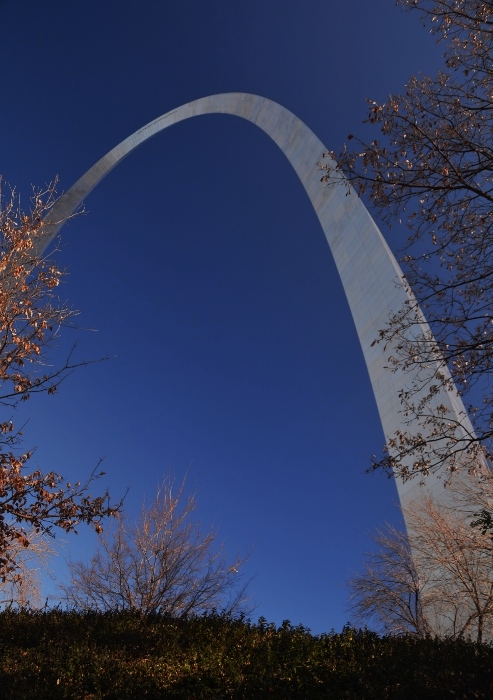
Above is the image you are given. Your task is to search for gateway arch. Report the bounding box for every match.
[41,92,476,517]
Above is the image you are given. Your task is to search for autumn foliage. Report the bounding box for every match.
[0,182,118,588]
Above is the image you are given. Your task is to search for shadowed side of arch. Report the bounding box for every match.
[41,92,476,513]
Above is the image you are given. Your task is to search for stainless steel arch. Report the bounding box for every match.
[42,92,475,514]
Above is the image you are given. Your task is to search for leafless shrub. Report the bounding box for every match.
[62,476,251,616]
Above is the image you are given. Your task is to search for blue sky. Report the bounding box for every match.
[1,1,443,633]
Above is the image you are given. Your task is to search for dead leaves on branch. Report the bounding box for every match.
[0,180,76,406]
[322,0,493,480]
[0,181,119,589]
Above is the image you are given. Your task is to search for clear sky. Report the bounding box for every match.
[1,0,443,633]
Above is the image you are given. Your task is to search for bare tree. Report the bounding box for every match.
[348,524,434,638]
[322,1,493,481]
[410,495,493,643]
[0,527,56,608]
[0,181,119,586]
[61,476,251,616]
[442,463,493,566]
[349,493,493,643]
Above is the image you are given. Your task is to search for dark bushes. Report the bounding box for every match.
[0,609,491,698]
